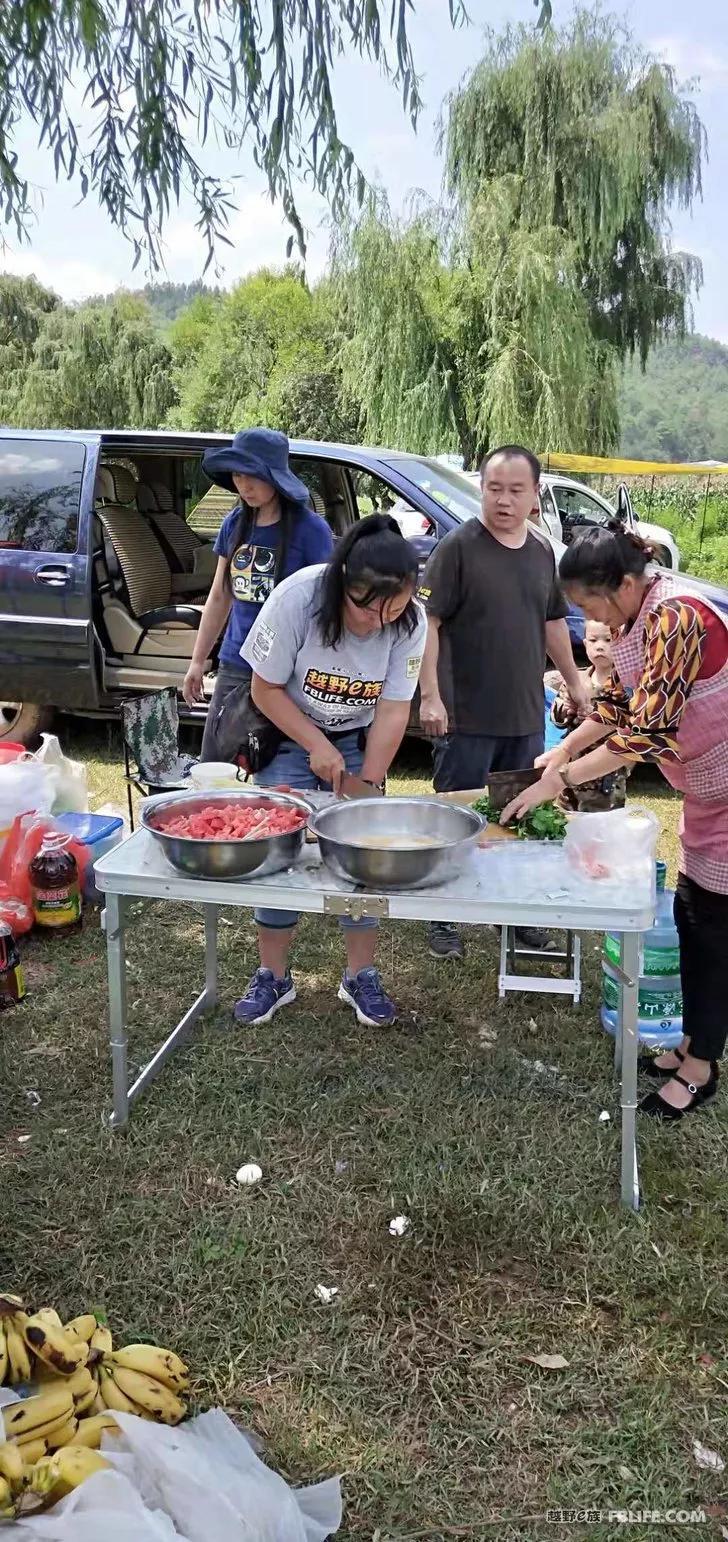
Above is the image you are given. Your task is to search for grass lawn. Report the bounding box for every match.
[2,724,728,1540]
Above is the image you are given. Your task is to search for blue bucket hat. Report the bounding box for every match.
[202,428,310,505]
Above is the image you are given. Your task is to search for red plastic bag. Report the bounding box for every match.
[0,813,89,908]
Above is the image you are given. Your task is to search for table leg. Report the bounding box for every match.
[618,930,641,1211]
[204,905,218,1008]
[498,926,508,999]
[105,893,129,1131]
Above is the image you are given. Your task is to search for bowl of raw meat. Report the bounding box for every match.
[141,787,312,880]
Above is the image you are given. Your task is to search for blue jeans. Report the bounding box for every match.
[253,733,377,932]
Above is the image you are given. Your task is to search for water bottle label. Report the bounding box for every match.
[604,934,680,977]
[603,973,682,1020]
[603,935,621,968]
[642,944,681,976]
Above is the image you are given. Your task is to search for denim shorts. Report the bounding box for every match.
[253,732,377,931]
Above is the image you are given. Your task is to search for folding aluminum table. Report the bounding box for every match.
[95,833,654,1209]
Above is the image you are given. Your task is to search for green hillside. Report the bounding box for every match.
[619,333,728,462]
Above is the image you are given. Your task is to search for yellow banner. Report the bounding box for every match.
[542,453,728,477]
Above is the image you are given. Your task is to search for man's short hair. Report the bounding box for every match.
[480,444,541,485]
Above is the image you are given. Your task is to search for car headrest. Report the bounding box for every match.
[150,482,174,513]
[96,463,137,506]
[136,483,159,513]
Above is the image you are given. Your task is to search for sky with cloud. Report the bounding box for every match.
[2,0,727,341]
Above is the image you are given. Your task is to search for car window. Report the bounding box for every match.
[552,485,611,525]
[347,468,435,541]
[0,439,85,553]
[184,458,236,537]
[540,484,558,519]
[382,457,482,525]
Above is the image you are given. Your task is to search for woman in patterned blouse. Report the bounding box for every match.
[503,522,728,1121]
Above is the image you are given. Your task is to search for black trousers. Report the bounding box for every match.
[432,731,545,793]
[674,872,728,1061]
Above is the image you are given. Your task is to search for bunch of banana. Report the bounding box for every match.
[0,1440,25,1516]
[67,1410,119,1450]
[98,1344,188,1425]
[25,1446,110,1504]
[2,1383,76,1458]
[65,1315,113,1354]
[0,1292,33,1385]
[0,1475,16,1520]
[23,1309,89,1377]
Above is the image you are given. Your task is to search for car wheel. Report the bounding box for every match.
[0,700,55,748]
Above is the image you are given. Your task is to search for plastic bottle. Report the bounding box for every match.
[0,920,25,1008]
[600,860,682,1049]
[28,832,82,934]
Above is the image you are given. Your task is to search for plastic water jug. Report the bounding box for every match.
[600,860,683,1049]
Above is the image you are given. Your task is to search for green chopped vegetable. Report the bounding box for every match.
[470,794,566,842]
[517,801,567,842]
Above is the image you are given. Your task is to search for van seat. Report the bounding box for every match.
[94,465,207,663]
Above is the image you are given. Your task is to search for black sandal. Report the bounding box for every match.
[638,1050,719,1082]
[637,1048,684,1079]
[640,1068,719,1121]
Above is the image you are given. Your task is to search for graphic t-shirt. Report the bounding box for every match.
[241,566,427,731]
[214,502,333,669]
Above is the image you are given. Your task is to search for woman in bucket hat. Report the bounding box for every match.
[183,428,332,757]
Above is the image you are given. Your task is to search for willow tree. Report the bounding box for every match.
[334,201,473,457]
[337,11,704,461]
[15,295,177,429]
[446,11,704,366]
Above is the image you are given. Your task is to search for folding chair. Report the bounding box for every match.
[121,689,196,829]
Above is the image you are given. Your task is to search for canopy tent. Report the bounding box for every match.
[542,453,728,477]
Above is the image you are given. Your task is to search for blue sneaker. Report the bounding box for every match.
[338,968,396,1027]
[233,969,296,1025]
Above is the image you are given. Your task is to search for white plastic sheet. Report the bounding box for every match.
[12,1410,341,1541]
[15,1469,181,1540]
[103,1409,342,1542]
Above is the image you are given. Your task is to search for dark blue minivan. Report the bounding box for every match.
[0,429,493,743]
[0,428,718,746]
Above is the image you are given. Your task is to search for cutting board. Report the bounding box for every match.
[432,789,519,846]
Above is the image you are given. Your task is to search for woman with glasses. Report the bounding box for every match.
[233,514,426,1031]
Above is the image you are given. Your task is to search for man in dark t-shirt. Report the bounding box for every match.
[418,444,590,956]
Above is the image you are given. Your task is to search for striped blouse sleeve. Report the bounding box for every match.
[597,600,706,762]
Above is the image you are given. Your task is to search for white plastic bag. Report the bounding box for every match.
[33,735,88,815]
[15,1468,183,1541]
[564,805,659,882]
[104,1409,342,1542]
[0,760,54,852]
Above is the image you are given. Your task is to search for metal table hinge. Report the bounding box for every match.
[324,894,389,921]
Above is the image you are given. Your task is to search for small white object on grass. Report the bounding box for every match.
[236,1162,263,1186]
[315,1284,339,1305]
[389,1215,411,1238]
[598,1110,611,1123]
[692,1438,724,1473]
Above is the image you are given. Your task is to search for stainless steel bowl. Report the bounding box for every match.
[141,787,311,881]
[308,796,484,890]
